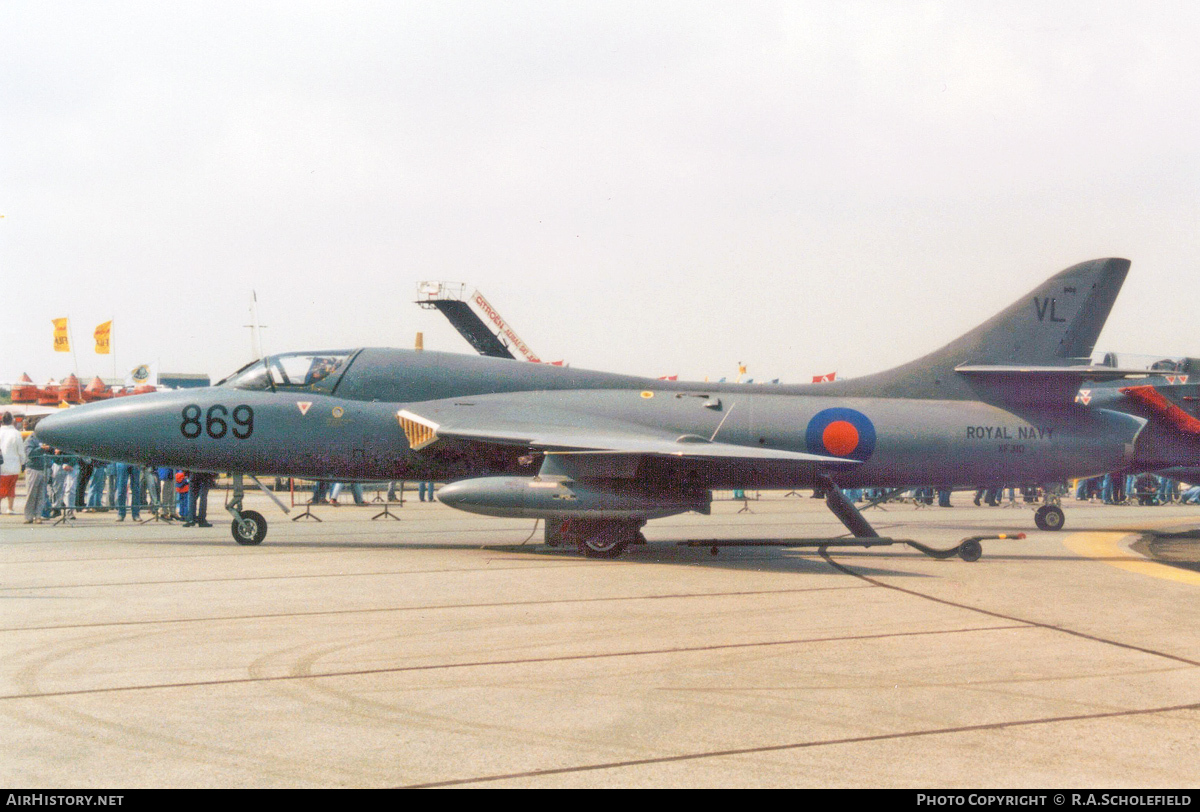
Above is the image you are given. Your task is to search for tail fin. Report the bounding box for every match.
[835,258,1131,400]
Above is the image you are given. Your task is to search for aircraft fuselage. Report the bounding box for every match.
[36,348,1179,491]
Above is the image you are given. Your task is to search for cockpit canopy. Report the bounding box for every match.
[1097,352,1193,374]
[219,350,356,394]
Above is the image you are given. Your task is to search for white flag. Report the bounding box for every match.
[125,362,159,389]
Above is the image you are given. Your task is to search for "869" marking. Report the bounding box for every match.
[181,404,254,439]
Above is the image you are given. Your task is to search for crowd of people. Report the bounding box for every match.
[305,480,436,505]
[838,475,1197,507]
[1073,473,1193,505]
[1,411,216,525]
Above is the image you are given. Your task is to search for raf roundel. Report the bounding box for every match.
[805,408,876,461]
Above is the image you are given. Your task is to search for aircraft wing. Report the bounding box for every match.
[396,406,858,468]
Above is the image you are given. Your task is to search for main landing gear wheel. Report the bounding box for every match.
[232,509,268,545]
[579,527,629,559]
[1034,504,1065,531]
[564,519,643,559]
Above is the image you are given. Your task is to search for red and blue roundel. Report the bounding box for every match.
[805,408,876,461]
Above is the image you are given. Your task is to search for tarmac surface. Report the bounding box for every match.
[2,488,1200,788]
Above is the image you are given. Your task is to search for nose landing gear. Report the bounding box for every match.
[224,474,290,545]
[232,509,268,545]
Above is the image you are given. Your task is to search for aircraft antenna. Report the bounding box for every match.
[245,290,268,360]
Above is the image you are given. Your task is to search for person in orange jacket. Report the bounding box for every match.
[174,470,190,523]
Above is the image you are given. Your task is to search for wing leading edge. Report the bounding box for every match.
[397,407,858,469]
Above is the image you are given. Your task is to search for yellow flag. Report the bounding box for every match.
[94,321,112,354]
[52,318,70,353]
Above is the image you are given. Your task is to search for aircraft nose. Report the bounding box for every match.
[35,407,105,452]
[35,394,184,466]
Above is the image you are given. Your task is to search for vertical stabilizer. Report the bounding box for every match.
[833,258,1131,400]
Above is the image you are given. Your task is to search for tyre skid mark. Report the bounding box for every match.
[0,584,874,633]
[7,628,387,786]
[393,548,1200,789]
[0,623,1028,701]
[0,561,593,593]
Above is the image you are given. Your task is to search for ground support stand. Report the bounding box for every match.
[139,505,174,524]
[372,500,401,521]
[51,505,78,526]
[291,502,323,522]
[859,488,906,513]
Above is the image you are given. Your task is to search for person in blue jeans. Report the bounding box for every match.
[184,471,215,527]
[329,482,366,505]
[1157,476,1176,504]
[113,462,142,521]
[86,461,109,509]
[310,481,329,504]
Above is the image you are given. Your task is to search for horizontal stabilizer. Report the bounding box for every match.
[955,365,1159,404]
[955,365,1158,381]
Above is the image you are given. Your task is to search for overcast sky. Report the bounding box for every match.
[3,2,1198,386]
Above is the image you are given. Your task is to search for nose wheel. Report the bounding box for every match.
[231,509,268,545]
[224,473,286,545]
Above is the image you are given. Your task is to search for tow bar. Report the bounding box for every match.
[679,533,1027,562]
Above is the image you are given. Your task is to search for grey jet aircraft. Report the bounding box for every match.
[35,257,1200,558]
